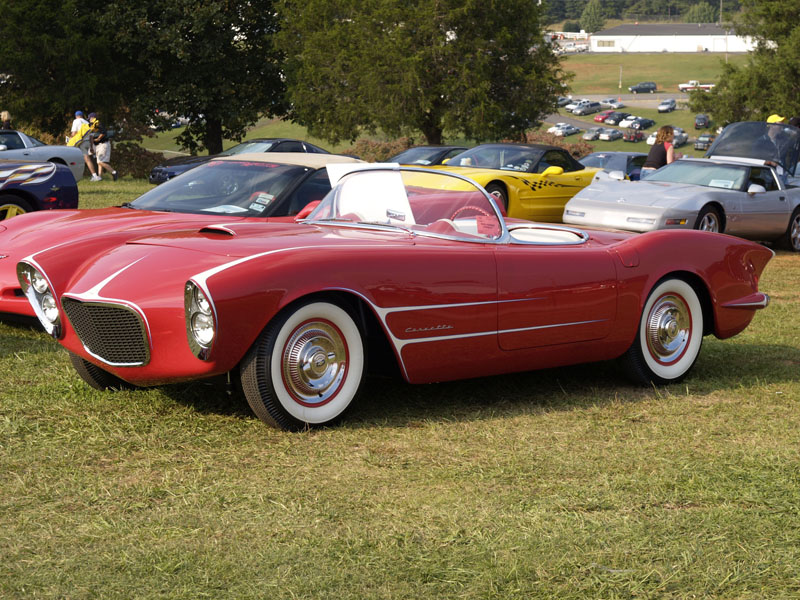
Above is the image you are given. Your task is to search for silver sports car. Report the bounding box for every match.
[0,129,84,182]
[563,121,800,252]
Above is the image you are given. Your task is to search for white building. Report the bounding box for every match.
[590,24,755,53]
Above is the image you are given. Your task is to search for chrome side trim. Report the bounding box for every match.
[721,293,770,309]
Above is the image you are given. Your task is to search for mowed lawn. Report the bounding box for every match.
[1,180,799,598]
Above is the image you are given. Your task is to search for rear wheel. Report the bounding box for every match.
[0,195,32,220]
[777,208,800,252]
[694,206,722,232]
[69,352,133,390]
[622,278,704,385]
[240,300,366,431]
[484,183,508,214]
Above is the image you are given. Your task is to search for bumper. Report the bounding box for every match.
[563,199,697,233]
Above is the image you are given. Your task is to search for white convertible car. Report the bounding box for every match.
[563,121,800,252]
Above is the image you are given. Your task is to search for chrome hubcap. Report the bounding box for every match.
[698,213,718,232]
[282,320,347,405]
[0,204,26,220]
[646,294,691,363]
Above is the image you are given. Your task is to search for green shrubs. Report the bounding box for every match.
[111,143,165,179]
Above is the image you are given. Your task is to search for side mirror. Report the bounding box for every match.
[441,158,450,165]
[0,145,7,151]
[294,200,320,220]
[608,170,626,181]
[747,183,766,194]
[541,166,564,177]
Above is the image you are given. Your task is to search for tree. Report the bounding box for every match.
[689,0,800,124]
[277,0,567,145]
[108,0,286,154]
[580,0,606,33]
[683,1,717,23]
[0,0,139,136]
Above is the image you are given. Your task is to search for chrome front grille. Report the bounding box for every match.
[62,298,149,365]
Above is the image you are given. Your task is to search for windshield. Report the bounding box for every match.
[447,145,544,172]
[706,121,800,175]
[130,160,309,215]
[217,141,278,156]
[646,160,749,190]
[307,169,504,241]
[390,147,447,165]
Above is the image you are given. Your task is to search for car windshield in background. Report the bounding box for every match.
[390,147,449,165]
[217,141,278,156]
[308,169,503,241]
[646,161,749,190]
[706,121,800,174]
[130,161,309,215]
[447,146,544,171]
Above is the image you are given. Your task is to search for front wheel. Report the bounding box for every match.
[622,278,704,385]
[0,195,32,220]
[778,208,800,252]
[484,183,508,214]
[69,352,133,390]
[694,206,722,232]
[240,300,366,431]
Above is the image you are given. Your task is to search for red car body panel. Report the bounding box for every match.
[20,215,772,387]
[0,207,298,317]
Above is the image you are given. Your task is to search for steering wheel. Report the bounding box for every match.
[215,173,240,196]
[450,205,492,220]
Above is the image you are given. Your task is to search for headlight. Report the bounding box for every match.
[16,262,62,337]
[184,281,216,360]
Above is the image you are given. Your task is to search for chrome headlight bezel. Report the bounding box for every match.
[184,280,217,360]
[16,261,62,337]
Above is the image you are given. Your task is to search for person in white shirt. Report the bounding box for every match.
[68,110,100,181]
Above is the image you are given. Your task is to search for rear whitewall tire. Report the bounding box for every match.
[623,278,704,385]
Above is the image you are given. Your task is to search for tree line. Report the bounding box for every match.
[545,0,742,24]
[0,0,794,155]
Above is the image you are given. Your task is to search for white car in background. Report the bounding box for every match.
[618,115,640,128]
[547,122,569,134]
[565,99,590,112]
[0,129,84,181]
[646,127,689,147]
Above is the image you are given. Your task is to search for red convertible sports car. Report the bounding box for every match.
[0,153,362,317]
[17,167,772,430]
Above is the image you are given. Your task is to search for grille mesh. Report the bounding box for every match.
[62,298,149,365]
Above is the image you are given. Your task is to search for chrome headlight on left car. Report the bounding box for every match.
[184,280,216,360]
[17,262,62,337]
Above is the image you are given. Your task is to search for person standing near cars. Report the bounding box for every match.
[67,110,101,181]
[88,112,117,181]
[641,125,675,177]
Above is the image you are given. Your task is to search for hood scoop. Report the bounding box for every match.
[197,225,236,237]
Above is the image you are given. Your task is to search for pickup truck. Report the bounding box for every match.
[678,80,715,92]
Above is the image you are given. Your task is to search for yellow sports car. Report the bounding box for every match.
[426,143,600,222]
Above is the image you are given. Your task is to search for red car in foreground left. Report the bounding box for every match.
[16,167,772,430]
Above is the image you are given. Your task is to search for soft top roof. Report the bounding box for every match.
[214,152,364,168]
[706,121,800,175]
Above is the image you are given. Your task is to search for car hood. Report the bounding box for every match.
[571,177,720,209]
[707,121,800,174]
[156,155,213,169]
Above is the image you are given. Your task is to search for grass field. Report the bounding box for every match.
[562,53,747,96]
[1,181,799,598]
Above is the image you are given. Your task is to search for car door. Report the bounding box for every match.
[729,166,792,237]
[520,150,594,221]
[494,240,617,351]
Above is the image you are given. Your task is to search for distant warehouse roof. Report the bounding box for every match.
[590,23,754,53]
[594,24,733,37]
